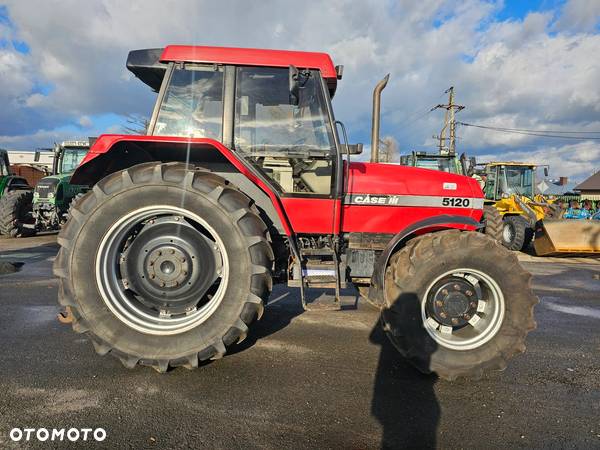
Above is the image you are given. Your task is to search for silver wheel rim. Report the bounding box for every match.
[502,222,514,244]
[421,268,505,351]
[95,205,229,336]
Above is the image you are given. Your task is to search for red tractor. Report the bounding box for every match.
[55,46,536,380]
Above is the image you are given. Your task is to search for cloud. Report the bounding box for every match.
[555,0,600,32]
[0,0,598,180]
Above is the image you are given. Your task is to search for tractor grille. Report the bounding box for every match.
[35,179,59,199]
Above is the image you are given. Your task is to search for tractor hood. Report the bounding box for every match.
[346,162,484,208]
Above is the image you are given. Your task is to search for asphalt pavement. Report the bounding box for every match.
[0,235,599,449]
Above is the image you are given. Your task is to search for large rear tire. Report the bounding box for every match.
[0,190,35,237]
[54,162,273,372]
[382,230,537,380]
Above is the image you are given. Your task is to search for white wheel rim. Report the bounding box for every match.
[421,268,505,351]
[95,205,229,336]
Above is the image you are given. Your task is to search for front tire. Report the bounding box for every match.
[382,230,537,380]
[0,190,35,237]
[502,215,530,251]
[54,162,273,372]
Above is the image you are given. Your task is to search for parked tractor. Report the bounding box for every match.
[0,150,34,237]
[0,140,90,237]
[54,46,537,380]
[400,150,503,243]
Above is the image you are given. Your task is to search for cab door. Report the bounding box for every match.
[232,66,340,234]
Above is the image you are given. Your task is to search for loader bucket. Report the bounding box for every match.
[533,219,600,256]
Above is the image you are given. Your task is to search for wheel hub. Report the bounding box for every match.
[120,216,222,315]
[429,278,478,327]
[146,246,190,288]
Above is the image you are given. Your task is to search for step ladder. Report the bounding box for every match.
[289,246,345,311]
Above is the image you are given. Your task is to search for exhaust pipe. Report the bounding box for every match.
[370,74,390,163]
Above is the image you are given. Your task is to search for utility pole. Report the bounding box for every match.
[433,87,464,155]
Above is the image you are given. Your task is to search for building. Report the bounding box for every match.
[575,171,600,200]
[537,177,578,196]
[7,150,54,170]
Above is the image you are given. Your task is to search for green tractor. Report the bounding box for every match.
[400,150,503,242]
[0,149,34,237]
[400,150,467,175]
[0,140,91,237]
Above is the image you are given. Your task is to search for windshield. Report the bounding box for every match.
[498,166,534,197]
[414,156,459,174]
[60,148,88,173]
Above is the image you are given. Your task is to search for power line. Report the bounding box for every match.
[458,122,600,140]
[459,122,600,134]
[395,90,448,127]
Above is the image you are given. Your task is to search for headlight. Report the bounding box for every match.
[33,192,39,198]
[48,192,55,199]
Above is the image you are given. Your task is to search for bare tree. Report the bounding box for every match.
[379,136,399,163]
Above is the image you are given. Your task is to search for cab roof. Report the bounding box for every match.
[487,161,537,167]
[127,45,339,94]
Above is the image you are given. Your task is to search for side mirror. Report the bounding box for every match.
[34,151,40,162]
[347,143,363,155]
[544,167,549,177]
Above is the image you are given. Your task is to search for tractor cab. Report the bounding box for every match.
[482,162,537,201]
[400,151,465,175]
[151,63,338,195]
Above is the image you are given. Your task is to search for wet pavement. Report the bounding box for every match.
[0,235,599,449]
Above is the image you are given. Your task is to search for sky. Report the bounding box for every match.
[0,0,599,181]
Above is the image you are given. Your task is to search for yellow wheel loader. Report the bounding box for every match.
[480,162,600,255]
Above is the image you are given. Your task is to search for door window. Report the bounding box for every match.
[234,67,335,195]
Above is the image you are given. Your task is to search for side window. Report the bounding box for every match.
[484,169,496,199]
[234,67,335,195]
[154,66,224,140]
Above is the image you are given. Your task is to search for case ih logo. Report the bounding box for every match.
[347,194,484,209]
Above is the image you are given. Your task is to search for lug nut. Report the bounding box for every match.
[470,302,477,308]
[441,289,448,296]
[453,284,461,290]
[150,274,155,279]
[466,290,473,296]
[440,312,447,319]
[435,300,443,307]
[181,257,186,263]
[464,314,471,320]
[451,318,459,325]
